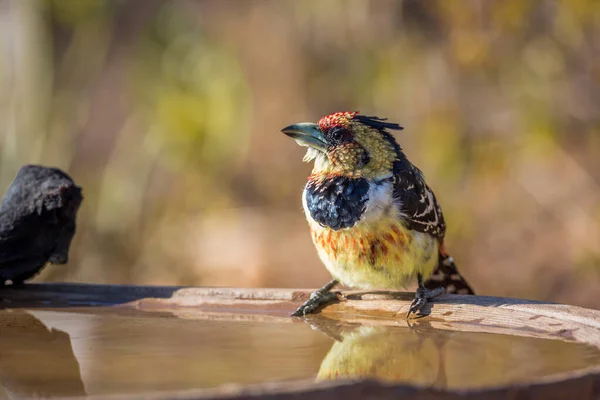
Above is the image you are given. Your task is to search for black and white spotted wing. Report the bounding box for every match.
[391,158,446,240]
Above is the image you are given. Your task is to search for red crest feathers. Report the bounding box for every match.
[318,111,358,131]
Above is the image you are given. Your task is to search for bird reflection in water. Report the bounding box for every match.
[312,318,450,387]
[0,310,86,397]
[308,316,600,389]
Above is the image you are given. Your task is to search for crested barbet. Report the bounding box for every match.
[282,111,474,318]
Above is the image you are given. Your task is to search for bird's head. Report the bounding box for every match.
[282,111,404,179]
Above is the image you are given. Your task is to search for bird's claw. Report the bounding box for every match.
[291,290,340,317]
[291,279,340,317]
[406,286,445,319]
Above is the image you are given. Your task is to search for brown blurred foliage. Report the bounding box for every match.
[1,0,599,308]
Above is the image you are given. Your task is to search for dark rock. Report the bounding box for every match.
[0,165,83,285]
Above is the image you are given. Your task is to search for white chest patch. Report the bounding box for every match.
[360,178,396,223]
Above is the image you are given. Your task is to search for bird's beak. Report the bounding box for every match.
[281,123,328,153]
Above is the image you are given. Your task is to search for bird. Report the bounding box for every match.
[0,165,83,285]
[281,111,474,318]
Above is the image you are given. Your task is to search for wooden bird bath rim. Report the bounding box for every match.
[2,283,600,400]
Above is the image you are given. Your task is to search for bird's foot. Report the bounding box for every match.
[406,286,445,319]
[292,280,340,317]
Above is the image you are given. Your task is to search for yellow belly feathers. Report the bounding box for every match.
[307,215,438,289]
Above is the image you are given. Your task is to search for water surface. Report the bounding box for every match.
[0,307,598,398]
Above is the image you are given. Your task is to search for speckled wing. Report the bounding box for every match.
[392,160,475,294]
[391,158,446,240]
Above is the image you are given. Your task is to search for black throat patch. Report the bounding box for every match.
[304,176,370,230]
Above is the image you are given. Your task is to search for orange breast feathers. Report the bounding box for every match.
[311,223,409,266]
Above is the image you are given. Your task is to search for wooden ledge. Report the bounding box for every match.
[2,283,599,347]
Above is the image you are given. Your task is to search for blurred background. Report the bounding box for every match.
[1,0,599,308]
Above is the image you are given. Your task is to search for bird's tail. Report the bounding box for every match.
[424,245,475,295]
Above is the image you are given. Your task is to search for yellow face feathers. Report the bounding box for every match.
[317,121,399,179]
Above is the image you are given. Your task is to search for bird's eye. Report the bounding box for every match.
[330,128,346,141]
